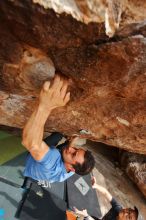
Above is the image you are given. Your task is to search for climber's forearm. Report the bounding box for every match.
[93,184,112,202]
[22,104,51,151]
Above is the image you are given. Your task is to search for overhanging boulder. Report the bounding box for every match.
[0,0,146,155]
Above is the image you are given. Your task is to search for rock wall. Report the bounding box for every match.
[120,151,146,198]
[0,0,146,154]
[33,0,146,37]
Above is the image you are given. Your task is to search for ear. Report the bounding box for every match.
[69,136,79,148]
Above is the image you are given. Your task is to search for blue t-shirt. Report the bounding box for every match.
[24,146,74,183]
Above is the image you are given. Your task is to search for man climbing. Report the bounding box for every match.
[22,75,95,184]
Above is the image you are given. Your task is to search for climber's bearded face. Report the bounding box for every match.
[62,136,85,168]
[117,208,137,220]
[62,145,85,166]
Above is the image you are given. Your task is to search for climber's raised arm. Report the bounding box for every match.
[22,75,70,161]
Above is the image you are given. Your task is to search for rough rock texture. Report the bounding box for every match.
[33,0,146,37]
[120,151,146,198]
[0,0,146,155]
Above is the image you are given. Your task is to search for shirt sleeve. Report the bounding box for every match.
[84,216,95,220]
[110,197,122,214]
[37,146,61,166]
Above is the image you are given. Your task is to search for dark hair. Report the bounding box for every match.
[134,207,139,219]
[73,150,95,175]
[119,208,139,220]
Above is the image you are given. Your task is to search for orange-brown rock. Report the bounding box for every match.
[33,0,146,37]
[0,0,146,155]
